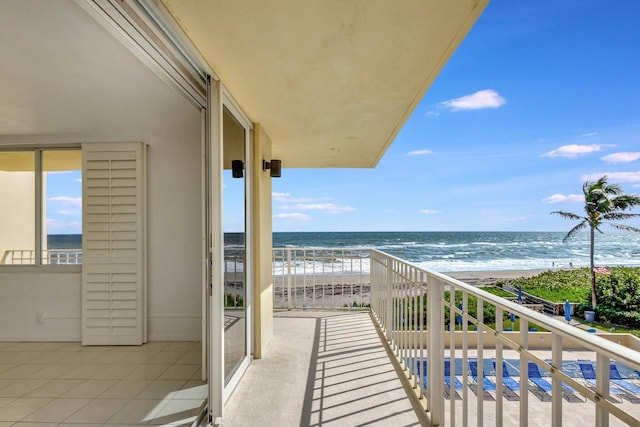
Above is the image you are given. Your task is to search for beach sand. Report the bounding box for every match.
[446,268,549,287]
[269,269,554,308]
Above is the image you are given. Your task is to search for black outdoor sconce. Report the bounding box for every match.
[231,160,244,178]
[263,159,282,177]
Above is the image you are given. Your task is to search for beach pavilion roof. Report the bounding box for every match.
[159,0,488,168]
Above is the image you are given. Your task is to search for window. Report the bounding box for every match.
[0,149,82,265]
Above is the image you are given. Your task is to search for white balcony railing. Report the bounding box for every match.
[1,249,82,265]
[369,249,640,427]
[272,248,370,309]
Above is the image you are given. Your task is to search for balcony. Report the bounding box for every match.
[229,248,640,427]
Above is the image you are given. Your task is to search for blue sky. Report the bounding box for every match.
[272,0,640,232]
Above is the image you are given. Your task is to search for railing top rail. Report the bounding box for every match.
[371,248,640,371]
[273,247,373,251]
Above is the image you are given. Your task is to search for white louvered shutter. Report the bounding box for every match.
[82,142,147,345]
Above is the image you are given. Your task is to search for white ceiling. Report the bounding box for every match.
[162,0,487,167]
[0,0,198,144]
[0,0,486,170]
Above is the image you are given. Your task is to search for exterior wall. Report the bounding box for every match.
[0,171,35,261]
[252,123,274,357]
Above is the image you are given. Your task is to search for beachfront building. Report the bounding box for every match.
[0,0,489,424]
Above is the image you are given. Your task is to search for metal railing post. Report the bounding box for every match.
[595,353,610,427]
[286,249,292,310]
[428,276,444,426]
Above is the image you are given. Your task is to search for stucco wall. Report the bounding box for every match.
[0,171,35,260]
[252,123,274,357]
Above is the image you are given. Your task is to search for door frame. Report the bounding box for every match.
[206,80,255,421]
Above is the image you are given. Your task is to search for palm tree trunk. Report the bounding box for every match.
[590,225,597,309]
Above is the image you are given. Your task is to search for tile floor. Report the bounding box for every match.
[0,341,206,426]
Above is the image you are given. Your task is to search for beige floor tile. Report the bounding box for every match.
[22,398,89,423]
[0,380,15,391]
[63,398,129,424]
[92,364,139,380]
[0,365,47,379]
[0,422,12,427]
[158,364,199,380]
[174,381,207,400]
[136,380,186,399]
[26,365,66,380]
[175,351,201,365]
[61,379,118,398]
[26,379,84,398]
[126,364,170,380]
[145,351,186,365]
[148,398,203,425]
[13,423,59,427]
[89,351,133,365]
[162,342,198,352]
[0,398,13,409]
[0,365,17,376]
[100,380,153,399]
[0,397,51,422]
[104,399,166,424]
[0,353,40,365]
[58,363,108,379]
[0,379,50,398]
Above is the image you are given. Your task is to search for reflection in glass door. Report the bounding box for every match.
[222,107,248,384]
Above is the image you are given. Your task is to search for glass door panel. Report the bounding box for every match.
[222,107,247,384]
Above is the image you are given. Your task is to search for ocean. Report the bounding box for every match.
[272,231,640,273]
[49,231,640,273]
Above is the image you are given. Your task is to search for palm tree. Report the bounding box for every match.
[551,176,640,309]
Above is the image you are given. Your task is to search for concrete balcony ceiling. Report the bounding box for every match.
[161,0,488,168]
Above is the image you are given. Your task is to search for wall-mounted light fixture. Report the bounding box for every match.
[262,159,282,178]
[231,160,244,178]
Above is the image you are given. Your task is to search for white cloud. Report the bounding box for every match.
[581,171,640,184]
[425,111,439,117]
[272,192,329,203]
[408,149,432,156]
[543,194,583,204]
[273,213,310,221]
[601,152,640,164]
[542,144,605,158]
[291,203,355,214]
[440,89,506,111]
[581,132,599,137]
[504,216,527,222]
[48,196,82,208]
[418,209,440,214]
[46,218,81,232]
[57,209,81,216]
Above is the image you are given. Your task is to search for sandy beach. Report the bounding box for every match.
[268,269,554,309]
[446,268,549,287]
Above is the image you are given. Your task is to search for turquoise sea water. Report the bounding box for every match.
[50,231,640,273]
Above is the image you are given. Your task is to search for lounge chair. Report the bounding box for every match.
[469,359,496,392]
[493,360,520,393]
[610,362,640,400]
[578,361,625,398]
[527,361,553,395]
[444,359,463,391]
